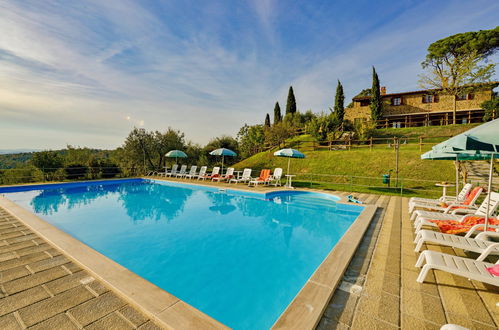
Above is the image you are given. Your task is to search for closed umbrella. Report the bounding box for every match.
[209,148,237,174]
[430,118,499,230]
[165,150,187,165]
[274,148,305,188]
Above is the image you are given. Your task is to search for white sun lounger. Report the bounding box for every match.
[415,250,499,286]
[409,183,473,213]
[165,164,179,177]
[269,168,283,186]
[199,167,220,180]
[414,225,499,255]
[413,192,499,233]
[175,165,188,178]
[409,186,480,215]
[188,166,205,179]
[212,167,234,182]
[229,168,252,184]
[183,166,197,179]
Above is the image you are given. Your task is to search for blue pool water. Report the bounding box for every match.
[1,179,363,329]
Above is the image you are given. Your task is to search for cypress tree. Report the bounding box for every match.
[370,66,382,121]
[264,113,271,128]
[334,80,345,122]
[273,102,282,124]
[285,86,297,115]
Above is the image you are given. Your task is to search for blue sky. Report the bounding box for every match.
[0,0,498,149]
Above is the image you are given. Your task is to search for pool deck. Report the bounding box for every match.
[1,178,498,329]
[0,206,163,330]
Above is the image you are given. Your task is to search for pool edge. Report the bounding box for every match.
[0,195,228,330]
[272,203,377,329]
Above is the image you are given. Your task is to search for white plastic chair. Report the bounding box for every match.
[415,250,499,286]
[165,164,179,177]
[409,183,473,212]
[229,169,252,184]
[175,165,188,178]
[413,192,499,233]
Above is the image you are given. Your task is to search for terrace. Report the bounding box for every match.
[0,178,497,329]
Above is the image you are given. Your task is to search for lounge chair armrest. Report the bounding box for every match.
[451,208,476,215]
[464,224,499,238]
[475,231,499,241]
[477,242,499,261]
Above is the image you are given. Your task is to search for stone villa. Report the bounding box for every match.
[344,83,498,128]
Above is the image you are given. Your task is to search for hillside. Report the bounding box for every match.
[234,125,483,197]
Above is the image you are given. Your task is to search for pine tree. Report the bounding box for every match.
[273,102,282,124]
[285,86,297,115]
[334,80,345,122]
[264,113,271,128]
[370,67,382,121]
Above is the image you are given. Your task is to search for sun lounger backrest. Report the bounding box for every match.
[211,167,220,175]
[225,168,234,176]
[178,165,187,173]
[242,168,251,179]
[188,166,197,175]
[198,166,207,176]
[261,169,271,180]
[459,183,473,200]
[463,187,482,205]
[273,168,283,179]
[476,192,499,216]
[171,164,178,174]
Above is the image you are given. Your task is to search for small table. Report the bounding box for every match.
[284,175,296,189]
[233,170,243,180]
[435,183,454,199]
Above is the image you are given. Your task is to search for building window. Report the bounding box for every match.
[392,122,402,128]
[422,95,434,103]
[392,97,402,106]
[456,94,467,101]
[359,100,369,107]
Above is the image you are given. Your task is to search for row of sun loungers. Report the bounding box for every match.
[407,185,499,286]
[151,165,283,187]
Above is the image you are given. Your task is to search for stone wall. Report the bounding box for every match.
[344,89,493,121]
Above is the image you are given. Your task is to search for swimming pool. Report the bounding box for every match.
[1,179,363,329]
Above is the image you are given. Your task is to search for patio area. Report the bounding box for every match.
[319,193,499,329]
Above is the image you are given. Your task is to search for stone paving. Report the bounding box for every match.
[0,208,164,330]
[318,194,499,329]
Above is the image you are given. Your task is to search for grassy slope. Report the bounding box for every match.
[234,125,483,197]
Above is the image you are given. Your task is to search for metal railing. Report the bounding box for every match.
[0,166,456,198]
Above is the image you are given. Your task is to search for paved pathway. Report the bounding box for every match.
[0,208,164,330]
[318,194,499,329]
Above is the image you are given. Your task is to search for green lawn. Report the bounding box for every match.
[235,135,459,198]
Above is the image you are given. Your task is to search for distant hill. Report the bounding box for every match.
[0,149,41,154]
[0,152,35,169]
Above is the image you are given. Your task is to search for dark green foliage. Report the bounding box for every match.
[31,151,64,174]
[264,122,293,148]
[424,27,499,65]
[482,94,499,121]
[264,113,271,128]
[285,86,297,115]
[306,112,341,140]
[273,102,282,124]
[237,124,265,158]
[64,164,88,180]
[204,135,240,165]
[334,80,345,122]
[98,160,120,178]
[370,67,383,121]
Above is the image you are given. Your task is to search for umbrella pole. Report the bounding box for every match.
[222,156,224,175]
[485,153,494,231]
[287,157,291,176]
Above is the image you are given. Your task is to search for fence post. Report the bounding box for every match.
[400,178,404,196]
[369,137,373,151]
[419,136,423,152]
